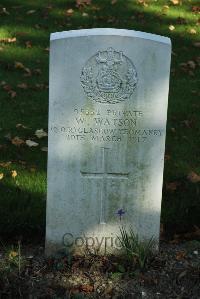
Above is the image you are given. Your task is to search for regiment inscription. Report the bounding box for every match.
[81,47,138,104]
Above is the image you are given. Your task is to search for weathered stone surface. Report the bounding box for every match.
[46,28,171,255]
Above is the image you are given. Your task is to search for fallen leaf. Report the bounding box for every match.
[187,60,196,69]
[41,146,48,152]
[192,6,200,13]
[2,7,10,15]
[11,170,17,178]
[2,84,12,91]
[34,83,46,90]
[0,162,11,168]
[16,123,28,129]
[0,173,4,180]
[17,83,28,89]
[0,37,16,43]
[82,12,89,17]
[35,129,48,138]
[171,127,176,133]
[187,171,200,183]
[79,284,94,293]
[23,67,31,76]
[170,0,180,5]
[193,42,200,48]
[76,0,91,7]
[166,181,180,191]
[15,61,25,69]
[33,68,42,75]
[162,5,169,14]
[137,0,148,7]
[9,250,18,258]
[8,90,17,98]
[26,140,39,147]
[111,0,117,4]
[25,41,32,48]
[189,28,197,34]
[164,154,171,161]
[66,8,74,16]
[26,10,36,15]
[169,25,175,31]
[176,251,186,260]
[11,136,24,146]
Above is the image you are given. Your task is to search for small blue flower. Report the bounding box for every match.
[117,209,125,220]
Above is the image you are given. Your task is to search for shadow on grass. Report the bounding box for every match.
[0,182,45,240]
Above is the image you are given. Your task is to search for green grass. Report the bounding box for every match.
[0,0,199,237]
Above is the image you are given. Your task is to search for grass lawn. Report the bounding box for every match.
[0,0,199,238]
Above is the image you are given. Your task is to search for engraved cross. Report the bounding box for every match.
[81,147,129,224]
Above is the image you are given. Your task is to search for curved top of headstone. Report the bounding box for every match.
[50,28,171,45]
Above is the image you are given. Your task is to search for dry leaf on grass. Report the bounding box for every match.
[187,171,200,183]
[0,82,17,98]
[187,60,196,69]
[162,5,169,14]
[82,12,88,17]
[35,129,48,139]
[26,10,36,15]
[166,181,180,191]
[0,37,16,43]
[79,284,94,293]
[11,136,24,146]
[16,123,28,129]
[193,42,200,48]
[169,25,175,31]
[176,251,186,260]
[25,41,32,48]
[17,83,28,89]
[0,173,4,180]
[11,170,17,178]
[33,68,42,75]
[66,8,74,16]
[0,162,11,168]
[26,140,39,147]
[15,61,25,69]
[2,7,10,15]
[8,90,17,98]
[76,0,91,7]
[170,0,180,5]
[189,28,197,34]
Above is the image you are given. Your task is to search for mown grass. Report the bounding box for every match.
[0,0,199,238]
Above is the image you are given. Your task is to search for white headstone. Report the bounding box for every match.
[46,28,171,255]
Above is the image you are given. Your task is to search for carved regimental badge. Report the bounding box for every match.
[80,47,138,104]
